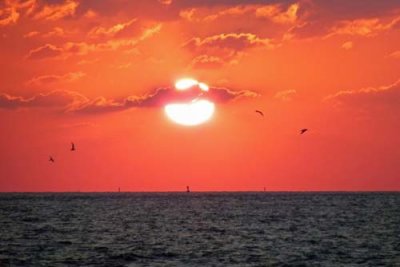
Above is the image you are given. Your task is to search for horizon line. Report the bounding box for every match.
[0,190,399,193]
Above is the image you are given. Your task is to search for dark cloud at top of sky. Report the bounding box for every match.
[3,0,399,25]
[312,0,400,20]
[69,0,400,21]
[287,1,400,39]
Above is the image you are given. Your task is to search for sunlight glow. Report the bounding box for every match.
[165,99,215,126]
[199,82,209,91]
[175,78,199,90]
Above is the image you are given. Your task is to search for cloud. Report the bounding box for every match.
[184,32,274,67]
[287,2,400,39]
[341,41,353,50]
[274,89,296,101]
[325,80,400,114]
[184,32,275,65]
[0,6,20,26]
[326,16,400,38]
[26,42,93,60]
[72,86,258,114]
[24,27,69,38]
[310,0,400,20]
[23,31,39,38]
[0,85,258,114]
[83,9,97,19]
[179,3,300,24]
[88,18,138,39]
[186,33,273,50]
[0,0,36,26]
[180,5,253,22]
[33,0,79,21]
[0,90,87,110]
[26,72,85,86]
[158,0,172,6]
[255,3,299,24]
[190,55,225,69]
[26,44,64,60]
[26,24,162,60]
[42,27,67,38]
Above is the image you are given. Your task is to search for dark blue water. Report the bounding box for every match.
[0,193,399,266]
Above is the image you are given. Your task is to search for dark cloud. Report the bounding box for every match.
[63,0,299,21]
[71,0,400,24]
[289,0,400,39]
[311,0,400,20]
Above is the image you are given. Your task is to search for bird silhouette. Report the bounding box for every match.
[49,156,55,163]
[300,128,308,134]
[71,142,75,151]
[255,110,264,117]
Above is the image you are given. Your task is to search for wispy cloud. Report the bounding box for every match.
[326,16,400,38]
[26,72,86,86]
[325,80,400,114]
[88,18,138,39]
[185,33,274,50]
[26,24,162,60]
[341,41,353,50]
[274,90,297,102]
[33,0,79,21]
[184,32,275,68]
[0,90,87,110]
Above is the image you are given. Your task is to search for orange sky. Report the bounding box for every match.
[0,0,399,192]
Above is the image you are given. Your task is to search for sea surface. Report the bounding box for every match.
[0,192,399,266]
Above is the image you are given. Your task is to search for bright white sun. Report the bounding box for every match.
[165,78,215,126]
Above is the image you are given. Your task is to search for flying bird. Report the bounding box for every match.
[300,128,308,135]
[49,156,55,163]
[255,110,264,117]
[71,142,75,151]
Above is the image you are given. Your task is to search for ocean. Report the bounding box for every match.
[0,192,399,266]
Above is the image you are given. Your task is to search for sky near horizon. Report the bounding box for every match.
[0,0,399,192]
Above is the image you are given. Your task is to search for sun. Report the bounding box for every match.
[164,78,215,126]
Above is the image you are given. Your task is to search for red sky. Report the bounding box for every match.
[0,0,399,192]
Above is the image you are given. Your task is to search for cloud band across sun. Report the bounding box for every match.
[0,86,258,114]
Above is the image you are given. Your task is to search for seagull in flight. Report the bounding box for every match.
[255,110,264,117]
[49,156,55,163]
[300,128,308,135]
[71,142,75,151]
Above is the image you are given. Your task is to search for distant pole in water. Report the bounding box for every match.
[264,187,266,192]
[118,187,120,193]
[186,186,190,193]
